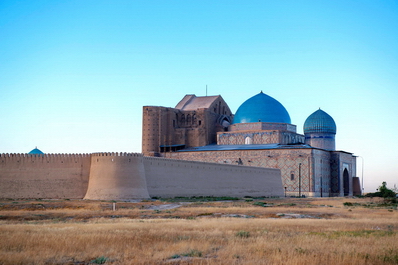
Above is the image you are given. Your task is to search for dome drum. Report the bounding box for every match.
[303,109,336,150]
[229,122,296,133]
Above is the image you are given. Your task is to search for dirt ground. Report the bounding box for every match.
[0,196,394,222]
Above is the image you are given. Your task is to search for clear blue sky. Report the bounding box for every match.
[1,1,397,192]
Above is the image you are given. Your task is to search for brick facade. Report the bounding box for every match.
[165,147,356,197]
[142,95,233,156]
[144,93,357,197]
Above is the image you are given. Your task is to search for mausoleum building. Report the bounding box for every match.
[143,91,360,197]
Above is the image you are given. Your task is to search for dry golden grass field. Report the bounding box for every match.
[0,196,397,265]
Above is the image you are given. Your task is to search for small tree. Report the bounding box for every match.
[378,182,396,198]
[366,181,396,198]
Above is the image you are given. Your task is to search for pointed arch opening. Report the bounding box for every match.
[245,136,253,145]
[343,168,349,196]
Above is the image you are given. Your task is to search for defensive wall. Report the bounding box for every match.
[0,153,91,199]
[0,152,283,200]
[84,153,150,200]
[167,149,313,196]
[144,156,283,198]
[167,147,356,197]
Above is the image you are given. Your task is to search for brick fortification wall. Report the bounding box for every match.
[0,153,91,199]
[144,157,283,198]
[167,149,312,196]
[0,152,283,200]
[84,153,150,200]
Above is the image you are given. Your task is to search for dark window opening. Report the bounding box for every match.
[343,168,350,196]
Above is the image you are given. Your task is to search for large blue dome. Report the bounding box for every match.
[233,92,291,124]
[304,109,336,134]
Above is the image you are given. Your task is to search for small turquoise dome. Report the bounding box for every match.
[233,92,291,124]
[28,147,44,155]
[304,109,336,134]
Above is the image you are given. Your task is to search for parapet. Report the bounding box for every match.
[0,153,91,164]
[91,152,143,157]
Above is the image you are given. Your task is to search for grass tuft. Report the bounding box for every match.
[170,249,203,259]
[91,256,108,264]
[235,230,250,238]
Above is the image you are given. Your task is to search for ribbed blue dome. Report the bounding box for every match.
[28,147,44,155]
[304,109,336,134]
[233,92,291,124]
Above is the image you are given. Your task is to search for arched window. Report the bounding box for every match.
[181,114,185,124]
[343,168,350,196]
[245,137,252,145]
[186,114,191,124]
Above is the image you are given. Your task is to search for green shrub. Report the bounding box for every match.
[170,249,202,259]
[236,231,250,238]
[366,182,396,199]
[91,256,108,264]
[253,201,267,207]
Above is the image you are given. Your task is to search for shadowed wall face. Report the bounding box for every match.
[84,153,150,200]
[167,148,356,197]
[0,153,283,200]
[0,154,91,199]
[144,157,283,198]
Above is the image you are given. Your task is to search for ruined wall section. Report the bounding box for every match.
[142,106,175,156]
[84,153,150,200]
[177,109,207,148]
[143,156,283,198]
[143,106,233,157]
[205,97,233,144]
[0,153,90,199]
